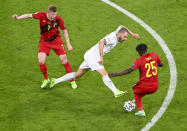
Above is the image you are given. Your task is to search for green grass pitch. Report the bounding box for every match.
[0,0,187,130]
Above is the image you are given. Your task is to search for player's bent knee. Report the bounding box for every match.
[59,55,68,64]
[97,69,108,77]
[38,53,47,65]
[62,60,68,65]
[38,60,45,65]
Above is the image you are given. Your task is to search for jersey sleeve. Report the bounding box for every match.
[32,12,43,19]
[59,17,66,30]
[131,58,140,70]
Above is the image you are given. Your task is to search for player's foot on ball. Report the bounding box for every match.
[50,78,56,88]
[114,90,128,98]
[135,110,146,117]
[71,81,77,89]
[41,79,50,88]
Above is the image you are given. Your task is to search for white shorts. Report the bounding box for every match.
[79,51,104,71]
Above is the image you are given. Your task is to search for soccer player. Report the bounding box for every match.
[12,5,77,89]
[50,25,140,98]
[109,43,163,116]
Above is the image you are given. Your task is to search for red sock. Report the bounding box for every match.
[134,93,145,111]
[39,64,48,80]
[63,62,74,82]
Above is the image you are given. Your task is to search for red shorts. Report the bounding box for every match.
[133,81,158,95]
[38,37,66,56]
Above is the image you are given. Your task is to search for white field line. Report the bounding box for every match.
[101,0,177,130]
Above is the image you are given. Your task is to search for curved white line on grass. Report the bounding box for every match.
[101,0,177,130]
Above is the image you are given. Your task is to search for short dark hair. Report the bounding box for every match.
[136,43,148,53]
[118,28,129,34]
[48,5,57,12]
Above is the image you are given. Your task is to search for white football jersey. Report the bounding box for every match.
[85,31,119,57]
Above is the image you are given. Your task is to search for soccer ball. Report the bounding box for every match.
[124,100,136,112]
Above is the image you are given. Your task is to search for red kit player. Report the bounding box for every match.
[12,5,77,89]
[109,43,163,116]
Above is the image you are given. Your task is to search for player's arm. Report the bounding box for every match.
[12,14,33,20]
[98,39,106,65]
[109,67,134,77]
[62,29,72,51]
[118,25,140,40]
[156,54,163,67]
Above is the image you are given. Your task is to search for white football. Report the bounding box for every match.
[124,100,136,112]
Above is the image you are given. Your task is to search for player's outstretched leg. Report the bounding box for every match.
[134,93,146,117]
[50,68,88,89]
[97,69,127,98]
[50,72,76,88]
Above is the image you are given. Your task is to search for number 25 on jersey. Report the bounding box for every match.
[145,61,158,77]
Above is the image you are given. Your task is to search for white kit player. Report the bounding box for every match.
[50,25,140,97]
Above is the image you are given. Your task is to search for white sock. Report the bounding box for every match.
[102,75,118,94]
[55,72,76,84]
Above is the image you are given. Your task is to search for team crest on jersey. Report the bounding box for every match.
[43,20,46,23]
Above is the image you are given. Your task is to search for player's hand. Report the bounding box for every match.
[99,57,104,65]
[133,34,140,40]
[109,73,116,77]
[67,45,73,51]
[12,14,19,20]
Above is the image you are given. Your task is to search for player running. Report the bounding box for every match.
[50,25,140,98]
[109,43,163,116]
[12,5,77,89]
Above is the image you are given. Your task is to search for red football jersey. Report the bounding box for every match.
[32,12,66,42]
[131,52,162,85]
